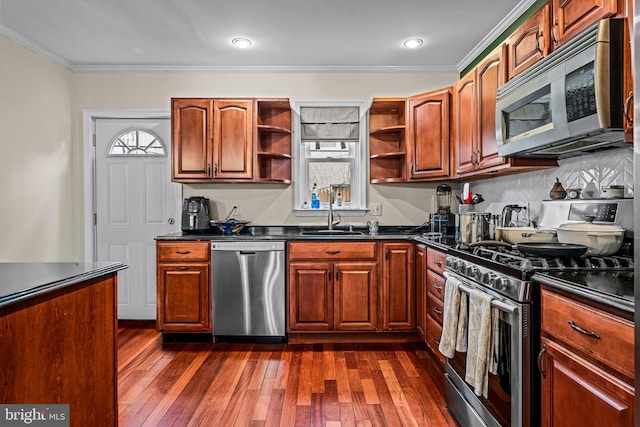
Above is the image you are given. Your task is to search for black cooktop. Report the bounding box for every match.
[540,270,634,301]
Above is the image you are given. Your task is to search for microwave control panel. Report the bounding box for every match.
[565,61,596,122]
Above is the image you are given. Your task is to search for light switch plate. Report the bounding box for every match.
[370,203,382,216]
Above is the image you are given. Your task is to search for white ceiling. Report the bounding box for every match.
[0,0,534,72]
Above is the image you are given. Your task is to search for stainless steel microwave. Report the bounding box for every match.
[496,18,628,158]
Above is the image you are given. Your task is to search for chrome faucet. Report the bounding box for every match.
[327,185,340,230]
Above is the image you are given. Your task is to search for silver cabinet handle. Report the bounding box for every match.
[537,345,547,378]
[434,260,443,266]
[176,266,191,271]
[433,285,443,291]
[433,307,443,315]
[176,251,191,255]
[568,320,601,339]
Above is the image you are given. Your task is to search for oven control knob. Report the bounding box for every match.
[493,276,510,292]
[482,272,494,284]
[466,265,477,277]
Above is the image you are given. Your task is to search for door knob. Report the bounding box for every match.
[168,218,175,225]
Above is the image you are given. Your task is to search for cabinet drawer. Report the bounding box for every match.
[426,314,445,366]
[426,248,446,275]
[427,270,445,300]
[427,293,444,325]
[157,241,210,262]
[541,289,634,380]
[288,242,377,261]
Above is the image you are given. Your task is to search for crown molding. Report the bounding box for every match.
[456,0,538,72]
[0,23,74,70]
[70,64,459,73]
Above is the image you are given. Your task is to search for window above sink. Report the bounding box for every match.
[293,101,368,216]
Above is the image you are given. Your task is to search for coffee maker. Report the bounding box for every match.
[181,197,211,232]
[429,185,456,237]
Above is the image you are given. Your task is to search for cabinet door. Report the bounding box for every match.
[452,73,477,176]
[213,100,254,179]
[552,0,618,47]
[415,245,427,339]
[157,263,211,332]
[382,243,415,330]
[288,262,333,331]
[506,3,551,80]
[476,48,508,171]
[172,99,213,181]
[407,88,451,180]
[540,339,634,427]
[334,262,378,331]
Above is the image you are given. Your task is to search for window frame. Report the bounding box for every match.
[293,100,369,216]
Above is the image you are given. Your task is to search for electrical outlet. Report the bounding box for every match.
[370,203,382,216]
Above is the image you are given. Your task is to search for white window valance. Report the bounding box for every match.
[300,106,360,141]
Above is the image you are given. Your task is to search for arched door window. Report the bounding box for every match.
[107,129,166,156]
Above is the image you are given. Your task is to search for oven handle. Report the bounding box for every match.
[444,271,519,315]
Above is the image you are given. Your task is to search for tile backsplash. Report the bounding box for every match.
[463,147,634,222]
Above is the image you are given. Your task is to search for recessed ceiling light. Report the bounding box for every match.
[232,38,252,49]
[403,38,423,49]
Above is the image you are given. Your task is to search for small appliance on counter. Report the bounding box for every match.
[429,184,456,237]
[181,197,211,232]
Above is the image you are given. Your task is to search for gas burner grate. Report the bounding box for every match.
[457,243,634,272]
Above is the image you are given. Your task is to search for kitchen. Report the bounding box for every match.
[0,0,638,426]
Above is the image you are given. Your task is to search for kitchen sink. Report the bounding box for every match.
[300,230,365,236]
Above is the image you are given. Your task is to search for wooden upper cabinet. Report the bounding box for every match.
[475,48,508,171]
[172,98,213,180]
[454,48,558,178]
[407,88,451,180]
[506,3,551,80]
[212,99,253,180]
[452,71,477,176]
[172,97,289,183]
[552,0,619,47]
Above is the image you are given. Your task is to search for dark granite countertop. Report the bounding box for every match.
[156,225,429,241]
[156,226,634,313]
[0,262,127,310]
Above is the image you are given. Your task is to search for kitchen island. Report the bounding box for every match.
[0,262,126,427]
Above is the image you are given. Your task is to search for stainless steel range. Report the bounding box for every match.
[442,198,634,427]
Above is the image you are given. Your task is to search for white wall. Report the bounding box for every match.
[72,71,459,233]
[2,32,459,260]
[0,35,74,261]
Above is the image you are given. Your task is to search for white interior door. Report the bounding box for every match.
[95,118,181,319]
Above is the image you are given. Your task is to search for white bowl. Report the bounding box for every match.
[556,223,624,255]
[496,226,557,245]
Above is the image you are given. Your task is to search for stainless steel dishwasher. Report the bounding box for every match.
[211,241,286,342]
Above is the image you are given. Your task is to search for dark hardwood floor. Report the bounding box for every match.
[117,321,458,427]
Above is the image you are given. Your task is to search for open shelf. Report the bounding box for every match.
[369,98,407,183]
[256,99,292,183]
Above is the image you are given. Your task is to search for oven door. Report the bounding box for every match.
[443,270,531,427]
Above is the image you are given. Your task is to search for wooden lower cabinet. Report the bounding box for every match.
[425,247,446,367]
[381,242,415,330]
[288,242,379,333]
[538,286,634,426]
[415,244,427,339]
[540,338,633,426]
[288,259,378,332]
[156,241,211,333]
[334,262,378,331]
[288,262,334,331]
